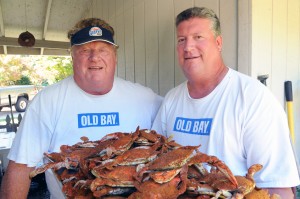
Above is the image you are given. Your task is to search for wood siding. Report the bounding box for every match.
[90,0,237,95]
[239,0,300,162]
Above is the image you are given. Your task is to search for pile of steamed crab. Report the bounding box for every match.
[30,127,281,199]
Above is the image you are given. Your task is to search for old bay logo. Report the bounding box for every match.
[89,27,102,36]
[173,117,212,135]
[78,112,119,128]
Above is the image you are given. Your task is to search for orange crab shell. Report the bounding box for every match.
[149,145,201,171]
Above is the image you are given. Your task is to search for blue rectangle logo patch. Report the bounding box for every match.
[78,112,120,128]
[173,117,212,135]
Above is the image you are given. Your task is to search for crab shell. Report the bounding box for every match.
[129,164,189,199]
[91,165,137,184]
[150,168,182,184]
[129,177,185,199]
[149,145,201,171]
[135,129,163,145]
[98,143,161,170]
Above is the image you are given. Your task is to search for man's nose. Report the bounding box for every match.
[184,38,195,52]
[89,50,101,61]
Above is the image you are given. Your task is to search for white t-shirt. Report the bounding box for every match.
[8,76,163,198]
[152,68,300,188]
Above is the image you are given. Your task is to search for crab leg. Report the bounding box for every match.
[246,164,263,180]
[29,161,68,179]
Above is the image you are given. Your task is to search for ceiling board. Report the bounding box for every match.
[0,0,92,55]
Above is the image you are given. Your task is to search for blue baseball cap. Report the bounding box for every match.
[70,26,118,47]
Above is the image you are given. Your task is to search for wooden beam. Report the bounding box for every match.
[3,45,6,54]
[0,37,70,49]
[43,0,53,39]
[4,46,70,56]
[40,47,44,55]
[0,0,5,37]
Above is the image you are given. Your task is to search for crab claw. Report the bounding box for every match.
[188,152,238,188]
[246,164,263,180]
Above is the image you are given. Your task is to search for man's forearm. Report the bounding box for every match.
[0,161,33,199]
[267,187,294,199]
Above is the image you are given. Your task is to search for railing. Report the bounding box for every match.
[0,114,22,133]
[0,114,22,178]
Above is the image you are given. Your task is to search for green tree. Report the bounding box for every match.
[0,55,72,86]
[15,75,32,85]
[47,56,73,83]
[0,55,24,86]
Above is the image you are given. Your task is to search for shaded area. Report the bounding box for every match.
[0,172,50,199]
[27,173,50,199]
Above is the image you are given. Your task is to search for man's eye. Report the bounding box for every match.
[195,35,202,40]
[177,38,185,44]
[99,49,110,55]
[81,49,90,54]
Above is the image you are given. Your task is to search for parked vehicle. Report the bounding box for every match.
[0,85,42,112]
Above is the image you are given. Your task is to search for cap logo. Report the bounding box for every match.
[89,27,102,36]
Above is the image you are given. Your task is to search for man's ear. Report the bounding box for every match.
[216,35,223,52]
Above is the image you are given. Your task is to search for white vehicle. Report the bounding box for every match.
[0,85,42,112]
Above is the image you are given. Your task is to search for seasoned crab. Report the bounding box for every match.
[58,168,88,183]
[208,164,263,198]
[30,136,116,179]
[188,152,238,188]
[235,164,263,195]
[186,177,233,198]
[103,127,140,158]
[61,177,93,198]
[150,145,200,170]
[29,158,79,179]
[135,129,163,145]
[186,178,215,196]
[149,168,182,184]
[28,129,268,199]
[160,135,182,153]
[100,132,128,142]
[74,166,137,198]
[129,165,188,199]
[90,165,137,190]
[96,142,161,170]
[187,164,206,180]
[135,145,200,182]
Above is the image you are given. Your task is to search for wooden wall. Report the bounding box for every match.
[239,0,300,163]
[88,0,238,96]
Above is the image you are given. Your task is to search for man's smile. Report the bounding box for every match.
[89,66,103,70]
[184,56,200,60]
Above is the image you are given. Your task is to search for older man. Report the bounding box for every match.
[1,18,162,198]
